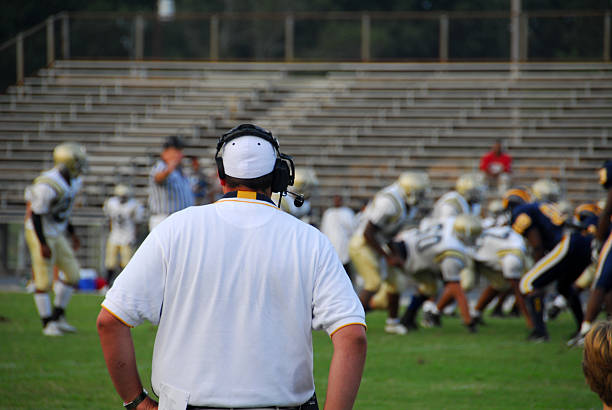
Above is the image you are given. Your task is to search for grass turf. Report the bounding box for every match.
[0,291,600,409]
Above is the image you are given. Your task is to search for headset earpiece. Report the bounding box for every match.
[215,156,225,180]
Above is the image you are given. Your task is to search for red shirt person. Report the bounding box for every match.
[480,141,512,193]
[480,141,512,177]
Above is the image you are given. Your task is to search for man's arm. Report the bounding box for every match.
[363,222,402,267]
[96,308,158,409]
[525,228,545,262]
[597,188,612,243]
[324,324,367,410]
[32,213,51,258]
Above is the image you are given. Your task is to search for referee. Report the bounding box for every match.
[97,124,366,410]
[148,136,194,230]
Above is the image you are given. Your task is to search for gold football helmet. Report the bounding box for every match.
[293,167,319,199]
[456,172,486,204]
[502,187,532,211]
[53,142,88,178]
[114,184,130,198]
[532,178,561,203]
[453,214,483,246]
[397,171,430,206]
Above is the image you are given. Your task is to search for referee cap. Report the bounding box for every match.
[221,135,277,179]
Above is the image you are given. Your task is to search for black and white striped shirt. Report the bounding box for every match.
[148,160,194,215]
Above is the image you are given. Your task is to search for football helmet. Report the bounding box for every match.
[397,171,430,206]
[502,187,532,211]
[453,214,483,246]
[487,199,504,216]
[293,167,319,199]
[456,172,486,204]
[114,184,130,198]
[574,203,601,223]
[531,178,561,203]
[53,142,88,178]
[599,160,612,189]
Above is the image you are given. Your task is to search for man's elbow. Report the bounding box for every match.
[96,308,124,335]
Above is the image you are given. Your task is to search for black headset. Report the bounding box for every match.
[215,123,295,194]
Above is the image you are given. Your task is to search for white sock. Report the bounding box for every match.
[53,281,75,310]
[423,300,439,314]
[580,321,592,336]
[34,293,52,318]
[386,318,400,325]
[553,294,567,309]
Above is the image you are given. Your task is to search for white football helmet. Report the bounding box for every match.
[456,172,486,204]
[532,179,561,203]
[53,142,88,178]
[452,214,483,246]
[397,171,430,206]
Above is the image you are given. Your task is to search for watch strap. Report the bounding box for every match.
[123,388,148,409]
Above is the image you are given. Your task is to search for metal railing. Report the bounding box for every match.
[1,9,611,91]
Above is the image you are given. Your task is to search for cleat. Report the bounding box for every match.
[422,311,441,328]
[472,314,486,326]
[527,330,549,343]
[385,323,409,335]
[466,320,478,333]
[547,305,562,320]
[400,320,419,331]
[490,307,505,318]
[42,321,64,337]
[55,317,77,333]
[567,331,586,348]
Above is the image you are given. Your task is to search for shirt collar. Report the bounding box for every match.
[221,190,275,205]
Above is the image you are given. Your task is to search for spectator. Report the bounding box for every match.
[148,136,194,230]
[97,123,366,409]
[582,321,612,409]
[320,195,357,279]
[479,140,512,194]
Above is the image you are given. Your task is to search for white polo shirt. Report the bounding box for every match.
[102,192,365,408]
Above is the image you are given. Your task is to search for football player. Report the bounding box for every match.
[24,142,87,336]
[423,171,486,226]
[103,184,145,287]
[471,223,532,327]
[509,187,594,342]
[348,171,429,334]
[568,160,612,347]
[395,214,482,333]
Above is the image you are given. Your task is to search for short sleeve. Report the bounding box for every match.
[512,212,532,235]
[29,184,57,215]
[367,195,398,228]
[311,235,365,335]
[101,230,167,326]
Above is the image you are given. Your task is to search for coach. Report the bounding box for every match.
[97,124,367,410]
[148,135,194,230]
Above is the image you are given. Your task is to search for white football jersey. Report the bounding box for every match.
[24,167,82,237]
[474,225,527,279]
[354,183,409,243]
[103,196,145,245]
[320,206,357,264]
[395,218,468,280]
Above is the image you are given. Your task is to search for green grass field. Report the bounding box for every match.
[0,291,601,409]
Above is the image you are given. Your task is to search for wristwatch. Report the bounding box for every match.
[123,388,148,409]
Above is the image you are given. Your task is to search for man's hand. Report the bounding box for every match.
[385,254,404,267]
[71,235,81,251]
[40,244,52,259]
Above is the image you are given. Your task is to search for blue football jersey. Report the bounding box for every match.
[510,202,566,252]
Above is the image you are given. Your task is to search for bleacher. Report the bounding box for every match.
[1,60,611,271]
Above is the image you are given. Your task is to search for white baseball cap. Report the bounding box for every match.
[221,135,277,179]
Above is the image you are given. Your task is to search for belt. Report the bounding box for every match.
[187,393,318,410]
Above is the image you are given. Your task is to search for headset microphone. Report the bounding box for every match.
[287,191,305,208]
